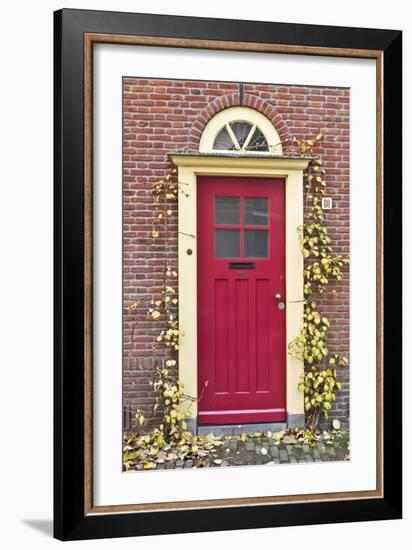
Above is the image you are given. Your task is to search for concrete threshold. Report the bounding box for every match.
[197,422,287,436]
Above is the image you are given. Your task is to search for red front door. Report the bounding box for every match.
[197,176,286,425]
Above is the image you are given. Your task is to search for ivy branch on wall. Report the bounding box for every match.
[129,168,192,441]
[288,133,349,432]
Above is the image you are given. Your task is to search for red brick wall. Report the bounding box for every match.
[122,78,350,430]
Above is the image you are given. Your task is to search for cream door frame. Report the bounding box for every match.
[170,154,310,424]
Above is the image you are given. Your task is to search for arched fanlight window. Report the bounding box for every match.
[199,106,282,155]
[213,121,269,152]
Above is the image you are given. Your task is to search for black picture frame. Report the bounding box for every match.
[54,8,402,541]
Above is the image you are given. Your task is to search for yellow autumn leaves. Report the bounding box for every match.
[299,367,342,418]
[295,132,323,154]
[290,136,349,430]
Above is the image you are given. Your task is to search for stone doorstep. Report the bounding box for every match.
[197,422,287,436]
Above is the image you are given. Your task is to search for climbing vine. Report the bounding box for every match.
[129,168,192,442]
[288,133,349,432]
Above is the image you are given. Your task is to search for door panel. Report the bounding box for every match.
[197,176,286,425]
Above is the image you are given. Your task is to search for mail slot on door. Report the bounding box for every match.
[229,262,255,269]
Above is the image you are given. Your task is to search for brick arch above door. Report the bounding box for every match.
[187,93,292,152]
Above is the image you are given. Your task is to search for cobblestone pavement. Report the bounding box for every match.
[153,436,349,470]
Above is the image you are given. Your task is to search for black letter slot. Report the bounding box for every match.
[229,262,255,269]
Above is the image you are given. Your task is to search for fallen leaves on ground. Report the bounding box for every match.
[123,426,349,471]
[123,429,225,471]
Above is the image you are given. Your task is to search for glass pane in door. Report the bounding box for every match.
[244,230,268,258]
[244,198,268,225]
[215,229,240,258]
[214,197,240,225]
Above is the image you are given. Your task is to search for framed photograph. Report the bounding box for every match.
[54,8,402,540]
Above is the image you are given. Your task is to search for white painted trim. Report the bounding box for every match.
[171,154,309,422]
[199,106,283,155]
